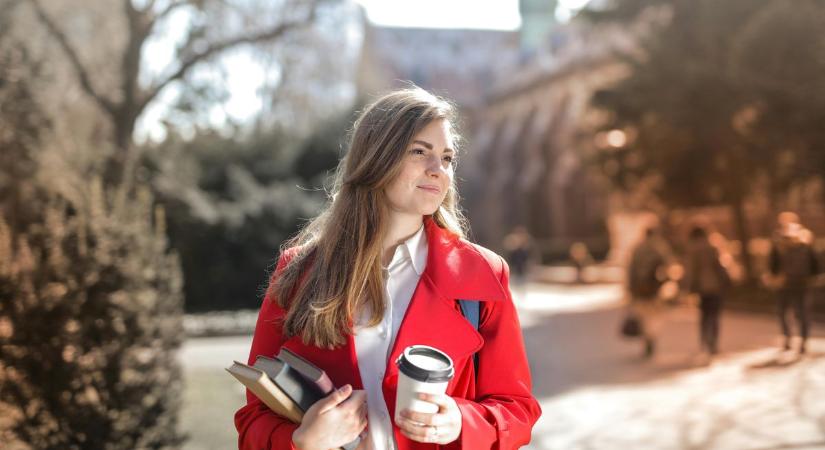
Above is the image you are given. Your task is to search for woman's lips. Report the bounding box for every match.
[417,185,441,194]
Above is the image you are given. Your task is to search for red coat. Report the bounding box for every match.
[235,218,541,449]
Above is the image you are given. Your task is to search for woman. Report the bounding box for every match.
[234,87,541,450]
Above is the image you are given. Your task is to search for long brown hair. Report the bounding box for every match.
[272,87,467,348]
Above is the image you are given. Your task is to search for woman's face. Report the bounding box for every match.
[384,119,454,219]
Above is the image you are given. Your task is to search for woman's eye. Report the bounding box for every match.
[411,148,426,155]
[442,155,454,163]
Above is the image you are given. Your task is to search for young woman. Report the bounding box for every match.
[234,87,541,450]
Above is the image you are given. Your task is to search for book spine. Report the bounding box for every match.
[275,366,327,412]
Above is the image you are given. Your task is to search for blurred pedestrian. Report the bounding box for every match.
[569,241,593,284]
[683,225,731,356]
[504,226,533,299]
[766,212,819,354]
[626,226,672,358]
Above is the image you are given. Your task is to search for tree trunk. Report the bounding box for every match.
[103,108,136,186]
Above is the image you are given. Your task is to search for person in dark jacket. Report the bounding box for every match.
[683,225,731,356]
[767,212,819,354]
[627,226,672,358]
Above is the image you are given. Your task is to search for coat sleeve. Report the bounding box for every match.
[234,252,300,450]
[451,255,542,450]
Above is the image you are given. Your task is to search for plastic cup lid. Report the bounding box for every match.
[395,345,454,383]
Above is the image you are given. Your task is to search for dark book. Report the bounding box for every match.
[253,355,327,412]
[277,347,335,395]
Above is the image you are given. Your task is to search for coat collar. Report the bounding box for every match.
[421,216,508,303]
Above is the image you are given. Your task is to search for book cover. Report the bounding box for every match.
[277,347,335,394]
[225,361,303,423]
[254,355,326,412]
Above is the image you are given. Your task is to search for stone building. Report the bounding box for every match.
[462,20,638,262]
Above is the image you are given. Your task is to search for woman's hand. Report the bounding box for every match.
[292,384,368,450]
[395,393,462,445]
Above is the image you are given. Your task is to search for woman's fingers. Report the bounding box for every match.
[396,394,462,444]
[397,410,448,427]
[416,392,450,410]
[398,421,442,443]
[339,390,367,415]
[316,384,353,414]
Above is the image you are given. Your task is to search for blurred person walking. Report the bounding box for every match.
[626,226,672,358]
[569,241,593,284]
[503,226,533,299]
[683,225,731,356]
[765,212,820,354]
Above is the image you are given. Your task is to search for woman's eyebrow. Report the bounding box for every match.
[412,139,433,149]
[412,139,454,153]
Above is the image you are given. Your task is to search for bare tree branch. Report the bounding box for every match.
[27,0,117,117]
[138,0,319,113]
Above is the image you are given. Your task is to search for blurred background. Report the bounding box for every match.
[1,0,824,448]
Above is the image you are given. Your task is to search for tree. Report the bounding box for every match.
[582,0,825,281]
[0,3,184,448]
[26,0,325,184]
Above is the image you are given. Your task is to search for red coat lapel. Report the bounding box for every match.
[381,217,508,420]
[422,217,509,303]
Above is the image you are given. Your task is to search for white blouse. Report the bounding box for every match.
[354,225,427,450]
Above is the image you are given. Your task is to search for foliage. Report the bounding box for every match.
[140,110,354,311]
[0,23,185,450]
[582,0,825,279]
[586,0,825,207]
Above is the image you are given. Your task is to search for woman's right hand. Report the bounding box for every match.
[292,384,368,450]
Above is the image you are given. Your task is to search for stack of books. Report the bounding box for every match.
[227,348,360,450]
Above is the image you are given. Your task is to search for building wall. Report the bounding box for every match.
[463,52,628,261]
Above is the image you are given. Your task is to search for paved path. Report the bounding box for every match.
[517,282,825,450]
[179,282,825,449]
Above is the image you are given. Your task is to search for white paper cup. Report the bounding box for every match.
[394,345,454,423]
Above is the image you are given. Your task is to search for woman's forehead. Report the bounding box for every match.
[411,119,454,149]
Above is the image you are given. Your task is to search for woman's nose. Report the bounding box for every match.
[425,155,445,175]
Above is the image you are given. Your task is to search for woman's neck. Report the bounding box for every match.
[382,213,424,266]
